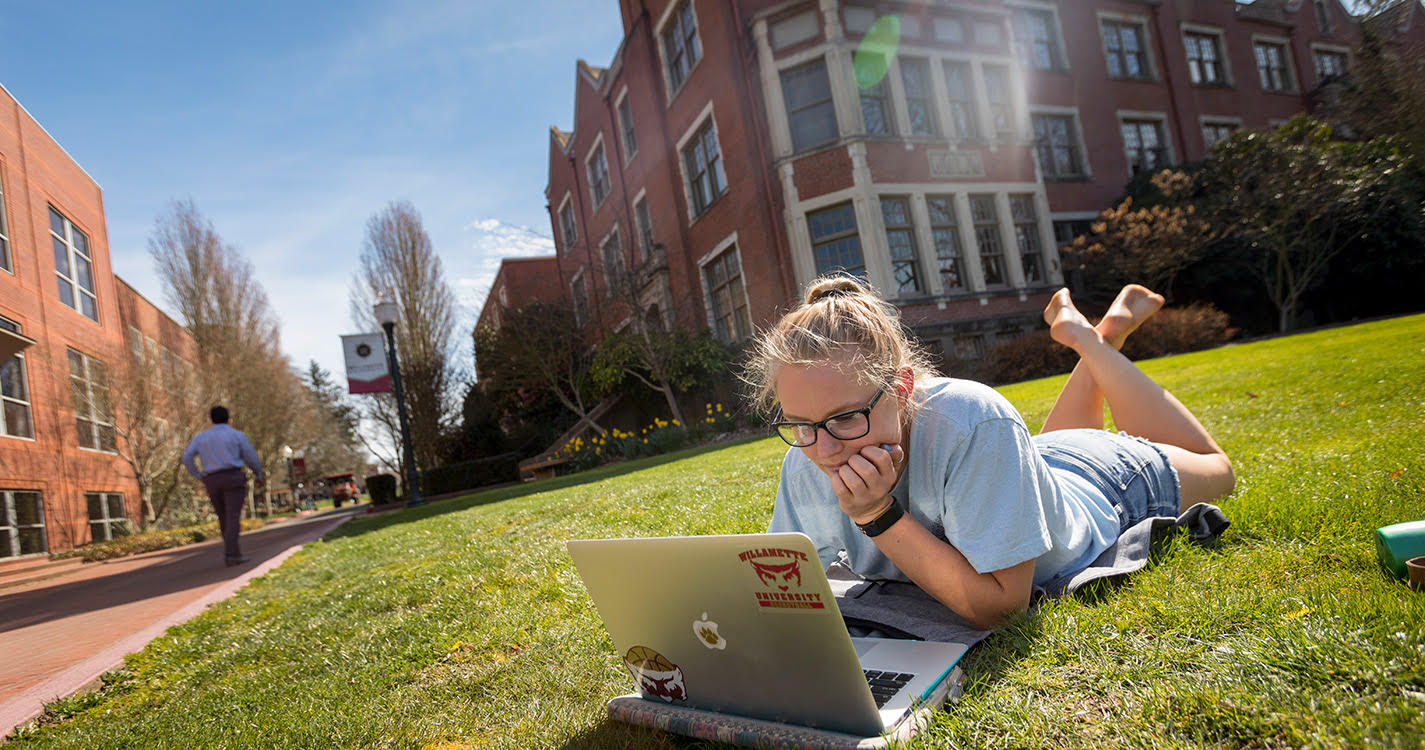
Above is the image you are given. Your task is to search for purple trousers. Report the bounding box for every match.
[201,468,248,559]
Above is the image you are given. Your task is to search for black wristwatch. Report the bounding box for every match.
[856,500,904,538]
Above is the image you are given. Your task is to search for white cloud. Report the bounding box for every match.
[451,217,556,316]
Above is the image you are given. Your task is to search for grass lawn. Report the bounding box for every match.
[9,315,1424,749]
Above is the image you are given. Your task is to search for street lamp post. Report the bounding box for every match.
[282,445,293,509]
[373,297,425,507]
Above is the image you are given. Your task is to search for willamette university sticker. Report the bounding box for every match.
[739,547,826,610]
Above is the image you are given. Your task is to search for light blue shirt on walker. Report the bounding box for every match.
[181,423,264,483]
[769,377,1120,588]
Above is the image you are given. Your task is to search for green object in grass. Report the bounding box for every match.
[1376,520,1425,579]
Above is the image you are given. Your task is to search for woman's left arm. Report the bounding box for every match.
[868,516,1034,630]
[830,444,1035,629]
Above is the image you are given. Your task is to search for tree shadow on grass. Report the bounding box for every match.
[326,436,774,542]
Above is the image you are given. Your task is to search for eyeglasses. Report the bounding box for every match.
[772,389,885,448]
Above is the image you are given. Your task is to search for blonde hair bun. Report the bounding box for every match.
[742,273,935,417]
[804,275,869,305]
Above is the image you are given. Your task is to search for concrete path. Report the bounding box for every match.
[0,505,362,737]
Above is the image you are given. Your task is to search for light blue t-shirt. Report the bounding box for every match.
[768,378,1120,587]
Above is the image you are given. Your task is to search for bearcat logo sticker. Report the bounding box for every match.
[623,645,687,703]
[739,547,825,610]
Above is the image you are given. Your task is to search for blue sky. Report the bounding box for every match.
[1,0,626,380]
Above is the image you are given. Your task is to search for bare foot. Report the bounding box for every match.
[1097,284,1165,350]
[1044,288,1102,352]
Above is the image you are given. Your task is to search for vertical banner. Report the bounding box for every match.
[342,333,390,394]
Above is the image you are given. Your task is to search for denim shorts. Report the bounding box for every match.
[1033,428,1181,532]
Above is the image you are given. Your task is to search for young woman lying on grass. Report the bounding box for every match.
[746,275,1235,630]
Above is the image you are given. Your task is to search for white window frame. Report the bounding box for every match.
[584,133,611,211]
[940,58,982,141]
[805,199,867,280]
[858,49,896,137]
[1030,106,1092,180]
[85,491,128,542]
[967,193,1009,289]
[0,315,34,441]
[1,490,47,558]
[877,194,928,297]
[598,224,626,298]
[924,193,970,294]
[0,165,11,274]
[1200,115,1242,151]
[631,188,653,265]
[1008,2,1069,72]
[1310,42,1351,84]
[1116,110,1176,178]
[779,55,841,154]
[556,191,577,251]
[51,205,99,322]
[570,267,589,327]
[1180,23,1232,87]
[1252,34,1298,94]
[981,62,1019,137]
[654,0,703,101]
[68,347,116,453]
[614,87,637,164]
[1314,0,1334,35]
[897,56,939,138]
[675,102,728,222]
[696,232,754,342]
[1097,11,1157,81]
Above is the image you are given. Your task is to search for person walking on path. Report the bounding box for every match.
[181,406,264,566]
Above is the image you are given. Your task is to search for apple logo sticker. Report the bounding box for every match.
[693,612,726,650]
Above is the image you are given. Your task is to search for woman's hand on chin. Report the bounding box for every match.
[827,443,904,523]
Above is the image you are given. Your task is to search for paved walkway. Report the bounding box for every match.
[0,506,362,737]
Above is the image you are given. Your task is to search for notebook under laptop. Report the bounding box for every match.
[567,532,968,738]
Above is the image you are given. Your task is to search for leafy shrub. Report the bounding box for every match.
[55,519,265,562]
[366,474,399,505]
[980,304,1235,384]
[421,454,520,496]
[980,331,1078,385]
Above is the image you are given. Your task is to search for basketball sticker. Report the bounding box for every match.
[623,645,687,703]
[739,547,826,611]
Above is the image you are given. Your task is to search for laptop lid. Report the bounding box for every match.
[568,532,941,736]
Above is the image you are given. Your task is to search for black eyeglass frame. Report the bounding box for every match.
[771,388,886,447]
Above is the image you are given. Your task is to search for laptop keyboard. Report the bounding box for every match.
[862,669,915,708]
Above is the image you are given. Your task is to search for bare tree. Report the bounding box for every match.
[149,198,306,513]
[586,241,730,428]
[349,201,461,471]
[474,301,607,436]
[106,334,206,529]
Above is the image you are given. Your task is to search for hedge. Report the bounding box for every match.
[421,453,520,497]
[365,474,399,505]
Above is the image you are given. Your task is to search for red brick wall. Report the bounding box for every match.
[0,84,139,554]
[550,0,792,338]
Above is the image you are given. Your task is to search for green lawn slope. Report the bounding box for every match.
[10,314,1424,749]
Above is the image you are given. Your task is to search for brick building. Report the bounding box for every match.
[1,83,198,557]
[474,255,562,334]
[516,0,1421,371]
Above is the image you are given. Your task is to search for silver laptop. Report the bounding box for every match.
[567,532,968,737]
